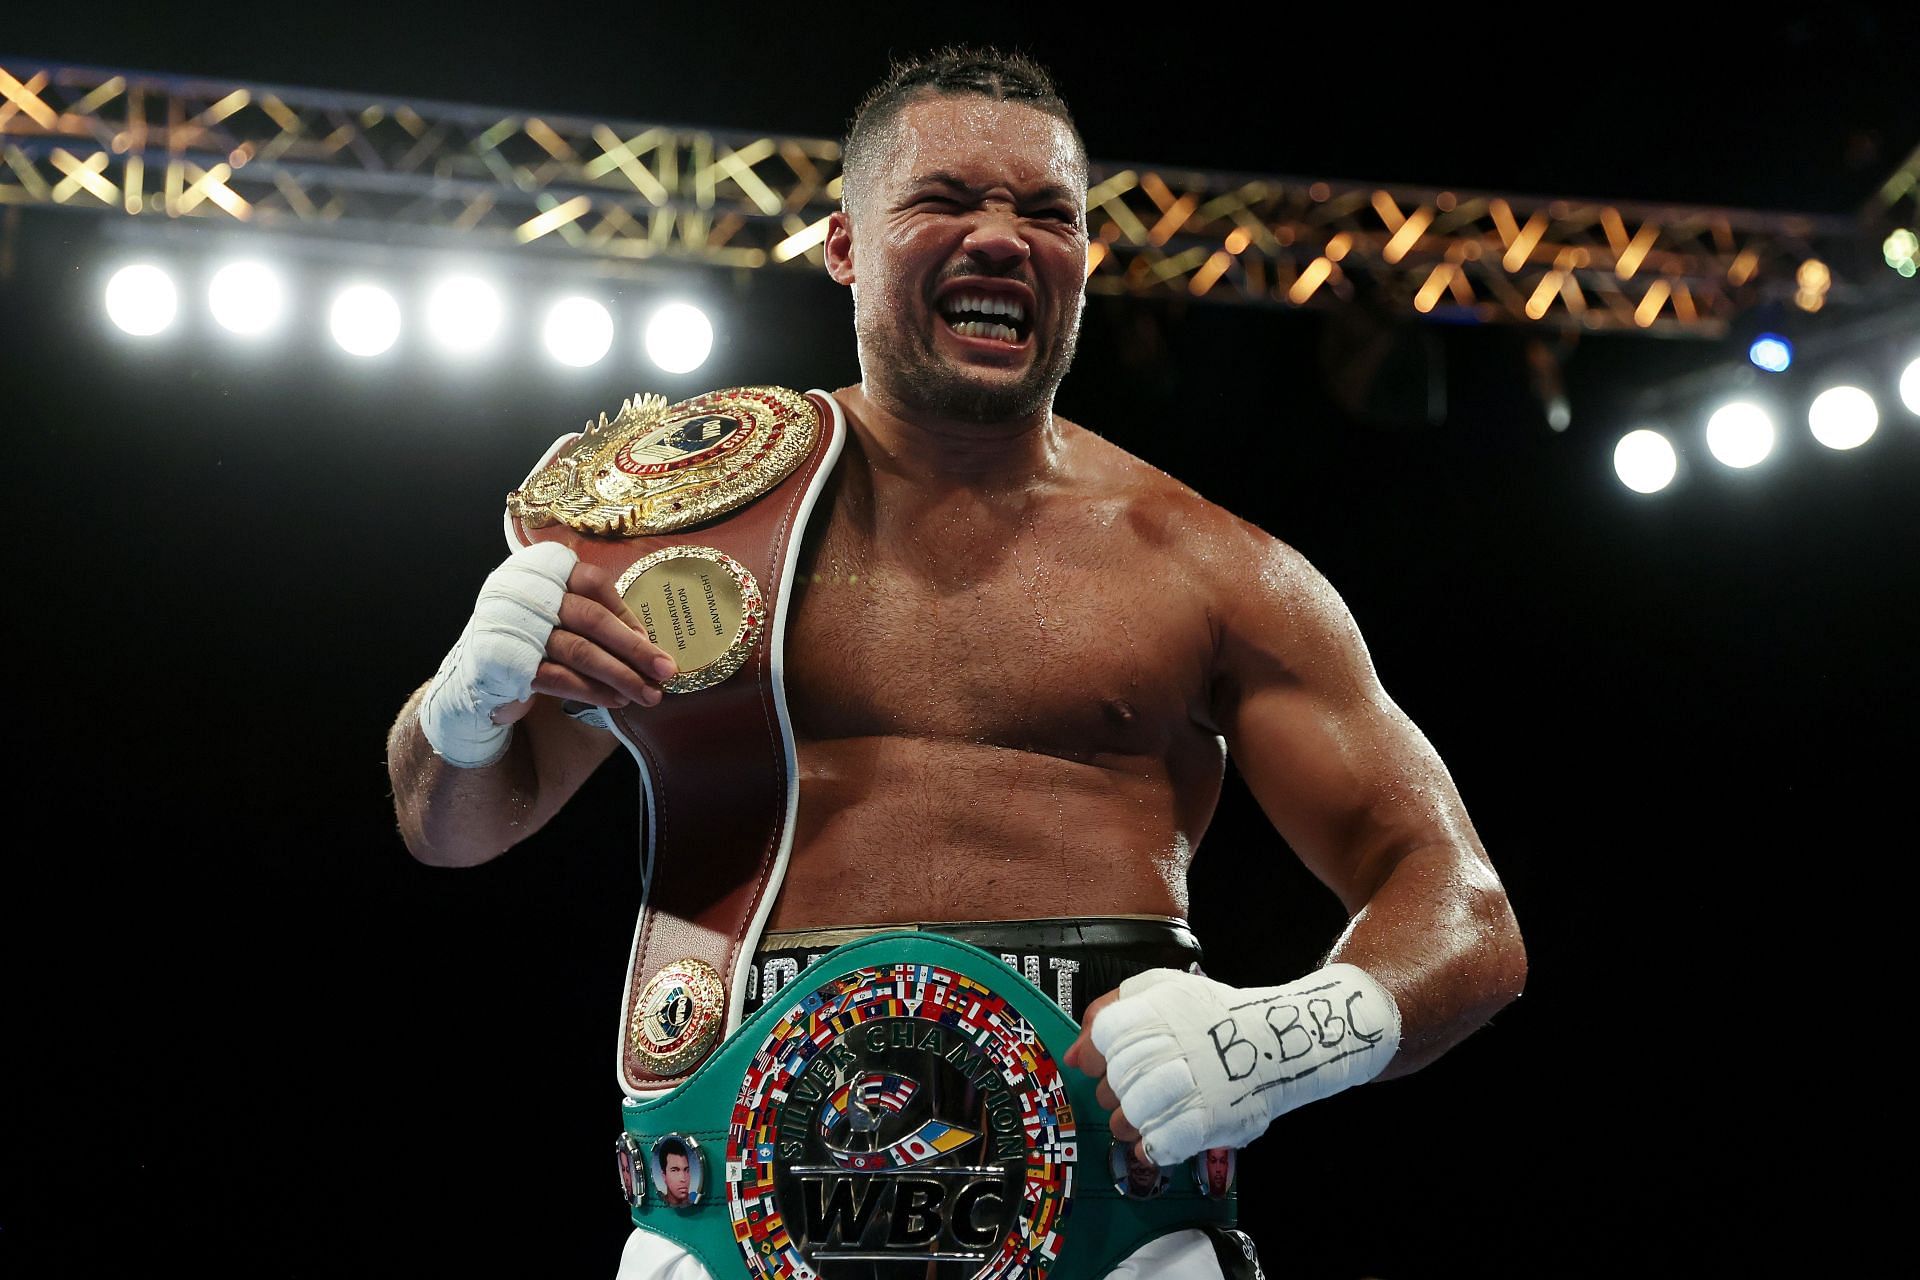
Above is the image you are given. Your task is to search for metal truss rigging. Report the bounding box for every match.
[2,59,1910,336]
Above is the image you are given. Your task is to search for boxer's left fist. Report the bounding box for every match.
[1064,965,1402,1165]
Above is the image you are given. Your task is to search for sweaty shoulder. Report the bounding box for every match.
[1052,418,1351,694]
[1056,416,1307,619]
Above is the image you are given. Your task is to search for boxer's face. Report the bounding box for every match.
[1206,1147,1231,1194]
[831,93,1088,424]
[1125,1148,1159,1195]
[664,1153,691,1204]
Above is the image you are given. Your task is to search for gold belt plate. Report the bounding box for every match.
[508,385,820,536]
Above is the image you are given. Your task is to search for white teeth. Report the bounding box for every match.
[951,319,1020,342]
[941,292,1026,324]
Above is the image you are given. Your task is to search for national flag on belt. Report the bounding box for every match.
[800,991,824,1012]
[857,1073,917,1113]
[894,1133,939,1164]
[755,1142,775,1162]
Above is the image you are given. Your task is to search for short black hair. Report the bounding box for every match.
[657,1137,689,1163]
[841,46,1087,212]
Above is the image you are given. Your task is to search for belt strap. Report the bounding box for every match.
[508,388,846,1092]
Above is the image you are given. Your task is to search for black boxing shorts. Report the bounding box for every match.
[741,916,1206,1025]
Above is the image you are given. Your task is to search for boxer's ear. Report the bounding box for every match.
[825,210,856,286]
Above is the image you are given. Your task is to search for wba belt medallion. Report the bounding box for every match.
[618,933,1233,1280]
[616,546,766,694]
[630,958,727,1076]
[508,386,819,537]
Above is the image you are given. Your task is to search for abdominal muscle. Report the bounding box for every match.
[767,733,1204,930]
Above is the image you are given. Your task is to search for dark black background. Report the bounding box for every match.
[3,5,1915,1275]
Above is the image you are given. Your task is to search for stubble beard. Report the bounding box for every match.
[857,292,1083,426]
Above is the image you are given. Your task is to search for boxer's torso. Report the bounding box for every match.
[773,394,1232,929]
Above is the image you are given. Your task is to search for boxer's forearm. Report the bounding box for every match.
[387,682,543,867]
[1321,842,1526,1080]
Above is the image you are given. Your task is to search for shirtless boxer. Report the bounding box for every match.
[386,48,1526,1279]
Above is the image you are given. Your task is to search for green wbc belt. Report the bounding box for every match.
[617,931,1235,1280]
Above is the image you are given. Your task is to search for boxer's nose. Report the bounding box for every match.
[961,211,1032,271]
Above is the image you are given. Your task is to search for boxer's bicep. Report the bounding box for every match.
[1210,538,1486,914]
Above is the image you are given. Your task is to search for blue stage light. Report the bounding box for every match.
[1748,334,1793,373]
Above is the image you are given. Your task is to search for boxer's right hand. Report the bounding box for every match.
[418,542,678,766]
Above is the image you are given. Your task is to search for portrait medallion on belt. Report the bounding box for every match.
[630,957,726,1075]
[507,385,819,536]
[726,962,1079,1280]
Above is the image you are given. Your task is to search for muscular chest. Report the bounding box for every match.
[781,490,1212,759]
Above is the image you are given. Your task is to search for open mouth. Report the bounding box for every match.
[937,290,1031,346]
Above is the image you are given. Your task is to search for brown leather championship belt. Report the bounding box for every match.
[504,386,846,1094]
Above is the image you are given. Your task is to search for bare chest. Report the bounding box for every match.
[781,496,1214,760]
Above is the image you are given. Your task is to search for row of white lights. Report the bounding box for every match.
[1612,363,1920,494]
[102,261,715,373]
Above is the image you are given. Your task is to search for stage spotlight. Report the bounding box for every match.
[544,297,613,368]
[645,302,714,374]
[1794,258,1830,313]
[1747,334,1793,373]
[1885,229,1917,277]
[330,284,402,357]
[1705,401,1776,469]
[1807,386,1878,451]
[1613,428,1678,494]
[208,261,285,336]
[104,264,177,336]
[1902,357,1920,416]
[426,276,503,356]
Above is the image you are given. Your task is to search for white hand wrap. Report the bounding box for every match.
[1090,963,1402,1163]
[418,541,579,767]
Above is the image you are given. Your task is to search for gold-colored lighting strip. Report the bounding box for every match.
[1,58,1899,336]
